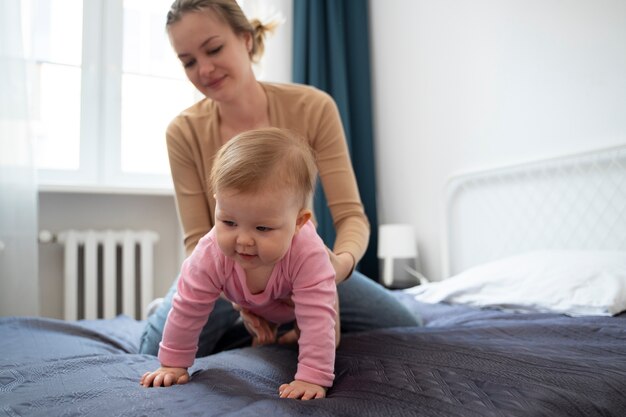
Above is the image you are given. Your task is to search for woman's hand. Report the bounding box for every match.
[232,303,278,346]
[279,380,327,400]
[140,366,189,388]
[327,250,355,284]
[277,322,300,345]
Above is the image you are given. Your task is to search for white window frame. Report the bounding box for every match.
[37,0,176,193]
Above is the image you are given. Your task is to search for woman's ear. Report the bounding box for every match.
[243,32,253,54]
[294,209,312,233]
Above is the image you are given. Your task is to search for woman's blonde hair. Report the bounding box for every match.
[166,0,278,62]
[210,128,318,208]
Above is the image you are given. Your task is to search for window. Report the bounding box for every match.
[23,0,291,192]
[120,0,197,178]
[23,0,84,172]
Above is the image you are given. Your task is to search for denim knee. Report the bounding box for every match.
[337,270,421,333]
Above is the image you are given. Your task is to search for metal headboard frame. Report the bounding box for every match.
[442,144,626,277]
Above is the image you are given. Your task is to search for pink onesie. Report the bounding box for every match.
[158,221,337,387]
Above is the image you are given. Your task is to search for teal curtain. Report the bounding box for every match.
[293,0,379,280]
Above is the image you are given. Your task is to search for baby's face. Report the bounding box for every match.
[214,186,307,273]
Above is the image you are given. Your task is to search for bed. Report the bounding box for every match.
[2,145,626,416]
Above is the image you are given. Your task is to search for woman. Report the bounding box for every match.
[139,0,419,356]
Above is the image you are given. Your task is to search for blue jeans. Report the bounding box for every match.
[139,270,421,357]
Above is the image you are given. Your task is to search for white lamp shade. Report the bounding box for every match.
[377,224,417,259]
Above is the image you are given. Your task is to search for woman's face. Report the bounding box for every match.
[168,9,254,103]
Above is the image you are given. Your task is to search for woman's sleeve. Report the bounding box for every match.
[311,93,370,265]
[166,119,212,256]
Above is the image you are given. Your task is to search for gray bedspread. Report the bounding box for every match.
[1,298,625,416]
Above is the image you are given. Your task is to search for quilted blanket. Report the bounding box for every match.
[1,300,625,416]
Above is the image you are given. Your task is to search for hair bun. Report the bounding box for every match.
[249,17,280,62]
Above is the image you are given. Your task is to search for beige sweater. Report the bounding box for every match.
[166,82,370,263]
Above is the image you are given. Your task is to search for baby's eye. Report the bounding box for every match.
[222,220,236,227]
[256,226,272,232]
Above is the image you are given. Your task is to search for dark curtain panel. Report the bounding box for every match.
[293,0,379,280]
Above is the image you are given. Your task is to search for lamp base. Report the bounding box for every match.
[379,257,420,289]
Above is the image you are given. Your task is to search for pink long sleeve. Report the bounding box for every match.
[158,238,223,368]
[158,222,337,387]
[290,270,336,387]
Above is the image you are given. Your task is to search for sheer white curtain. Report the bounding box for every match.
[0,0,39,316]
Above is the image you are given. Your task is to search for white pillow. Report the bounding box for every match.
[405,250,626,316]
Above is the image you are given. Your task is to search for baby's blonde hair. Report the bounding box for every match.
[166,0,279,63]
[210,128,317,208]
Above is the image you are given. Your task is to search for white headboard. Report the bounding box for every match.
[443,145,626,277]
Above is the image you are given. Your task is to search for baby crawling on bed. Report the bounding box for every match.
[140,128,339,400]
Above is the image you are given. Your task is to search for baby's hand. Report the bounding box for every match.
[140,366,189,388]
[278,380,327,400]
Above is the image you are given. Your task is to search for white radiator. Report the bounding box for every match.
[57,230,159,321]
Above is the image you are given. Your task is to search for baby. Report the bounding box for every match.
[140,127,338,400]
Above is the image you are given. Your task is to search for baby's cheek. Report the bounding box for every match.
[215,234,234,257]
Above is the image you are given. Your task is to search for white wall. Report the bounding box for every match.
[370,0,626,281]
